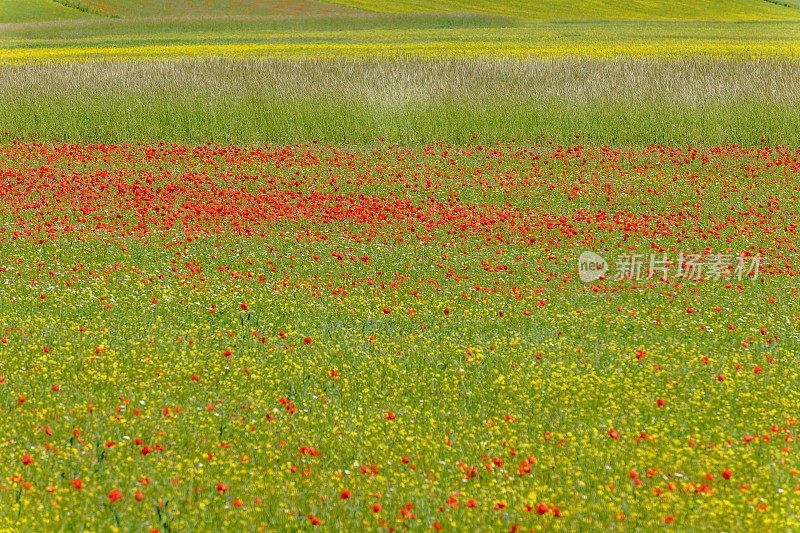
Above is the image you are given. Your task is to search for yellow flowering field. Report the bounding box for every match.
[0,139,798,531]
[3,22,800,62]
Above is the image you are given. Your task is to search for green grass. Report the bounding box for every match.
[0,11,513,42]
[0,0,101,23]
[321,0,800,21]
[82,0,359,17]
[0,0,356,23]
[1,56,798,147]
[3,0,798,22]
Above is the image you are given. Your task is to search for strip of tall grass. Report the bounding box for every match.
[1,55,798,146]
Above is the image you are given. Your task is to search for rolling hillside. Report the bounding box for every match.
[0,0,99,23]
[78,0,357,17]
[0,0,357,23]
[320,0,800,21]
[2,0,798,23]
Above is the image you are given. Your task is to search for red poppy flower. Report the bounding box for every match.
[536,503,549,515]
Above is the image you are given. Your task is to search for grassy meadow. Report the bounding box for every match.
[1,55,800,146]
[1,1,799,532]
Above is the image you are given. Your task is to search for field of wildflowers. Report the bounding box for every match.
[0,139,798,531]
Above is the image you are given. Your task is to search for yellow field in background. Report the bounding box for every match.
[3,23,799,61]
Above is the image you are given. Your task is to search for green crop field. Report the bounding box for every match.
[0,0,99,23]
[1,2,799,532]
[322,0,800,21]
[1,56,799,146]
[7,0,800,22]
[1,0,359,22]
[81,0,359,17]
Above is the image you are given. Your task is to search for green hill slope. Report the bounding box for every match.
[0,0,100,23]
[0,0,357,23]
[80,0,358,17]
[320,0,800,21]
[3,0,796,23]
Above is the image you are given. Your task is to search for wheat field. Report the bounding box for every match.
[2,55,798,145]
